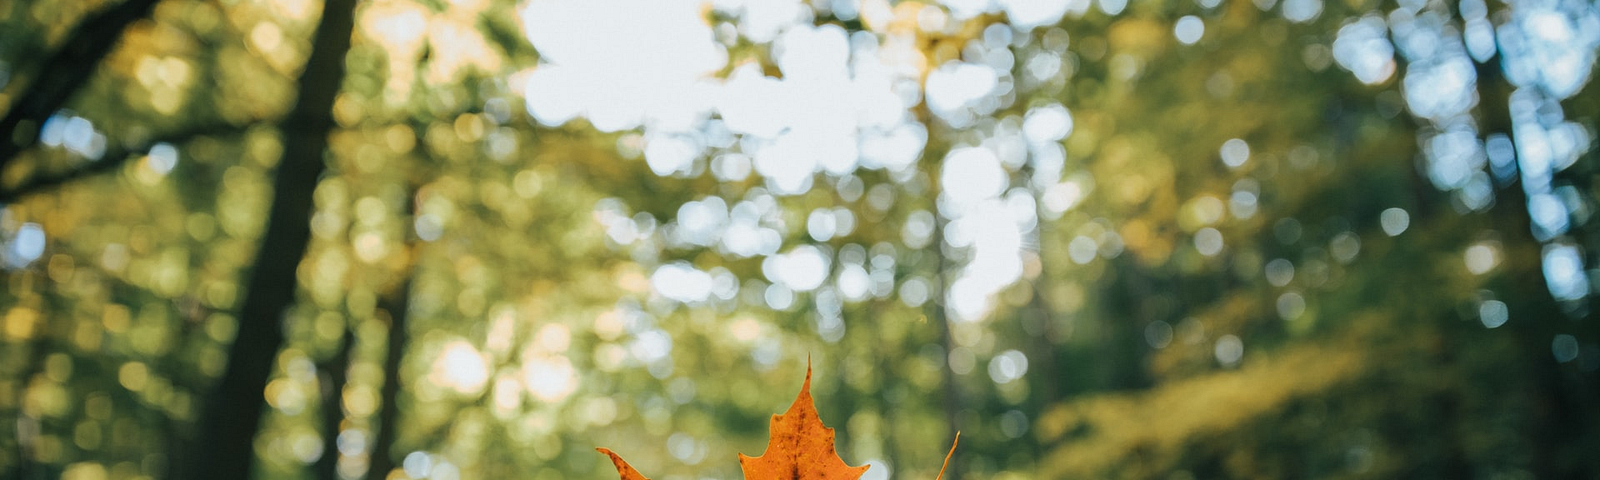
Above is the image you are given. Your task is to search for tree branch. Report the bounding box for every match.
[0,121,257,203]
[0,0,163,172]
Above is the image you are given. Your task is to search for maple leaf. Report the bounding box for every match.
[597,448,650,480]
[736,365,866,480]
[598,363,959,480]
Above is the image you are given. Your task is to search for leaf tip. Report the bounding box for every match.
[803,356,814,395]
[597,447,650,480]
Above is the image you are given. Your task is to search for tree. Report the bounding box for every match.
[188,0,357,477]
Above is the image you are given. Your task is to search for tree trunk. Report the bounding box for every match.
[186,0,356,477]
[315,329,355,480]
[365,278,413,480]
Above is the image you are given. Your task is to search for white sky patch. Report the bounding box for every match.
[1022,103,1073,144]
[941,0,995,20]
[523,0,1042,325]
[963,202,1025,278]
[860,123,928,171]
[522,350,580,402]
[807,208,839,241]
[988,349,1029,384]
[776,24,850,80]
[1543,243,1589,301]
[148,143,179,175]
[719,65,790,138]
[674,196,730,247]
[1174,15,1204,45]
[1281,0,1322,23]
[837,263,872,301]
[1380,207,1410,236]
[1499,6,1600,99]
[942,147,1008,207]
[1422,127,1484,191]
[750,135,820,194]
[720,197,785,258]
[652,262,716,303]
[1394,11,1478,124]
[644,134,703,176]
[38,113,107,160]
[1000,0,1071,30]
[737,23,921,190]
[432,340,490,395]
[925,62,999,119]
[1099,0,1128,16]
[715,0,809,43]
[629,328,674,363]
[939,146,1026,323]
[521,0,727,132]
[1332,15,1396,85]
[763,245,831,291]
[1220,138,1250,168]
[4,223,46,269]
[523,0,926,195]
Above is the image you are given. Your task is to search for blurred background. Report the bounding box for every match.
[2,0,1600,478]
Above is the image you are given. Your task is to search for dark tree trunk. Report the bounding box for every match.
[365,278,413,480]
[315,329,355,480]
[0,0,161,171]
[186,0,357,477]
[1100,259,1154,391]
[1025,210,1062,409]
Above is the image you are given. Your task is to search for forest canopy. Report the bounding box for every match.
[2,0,1599,479]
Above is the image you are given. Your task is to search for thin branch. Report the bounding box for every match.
[0,0,163,172]
[0,121,258,203]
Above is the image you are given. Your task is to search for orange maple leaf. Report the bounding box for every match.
[598,364,959,480]
[736,365,866,480]
[596,447,649,480]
